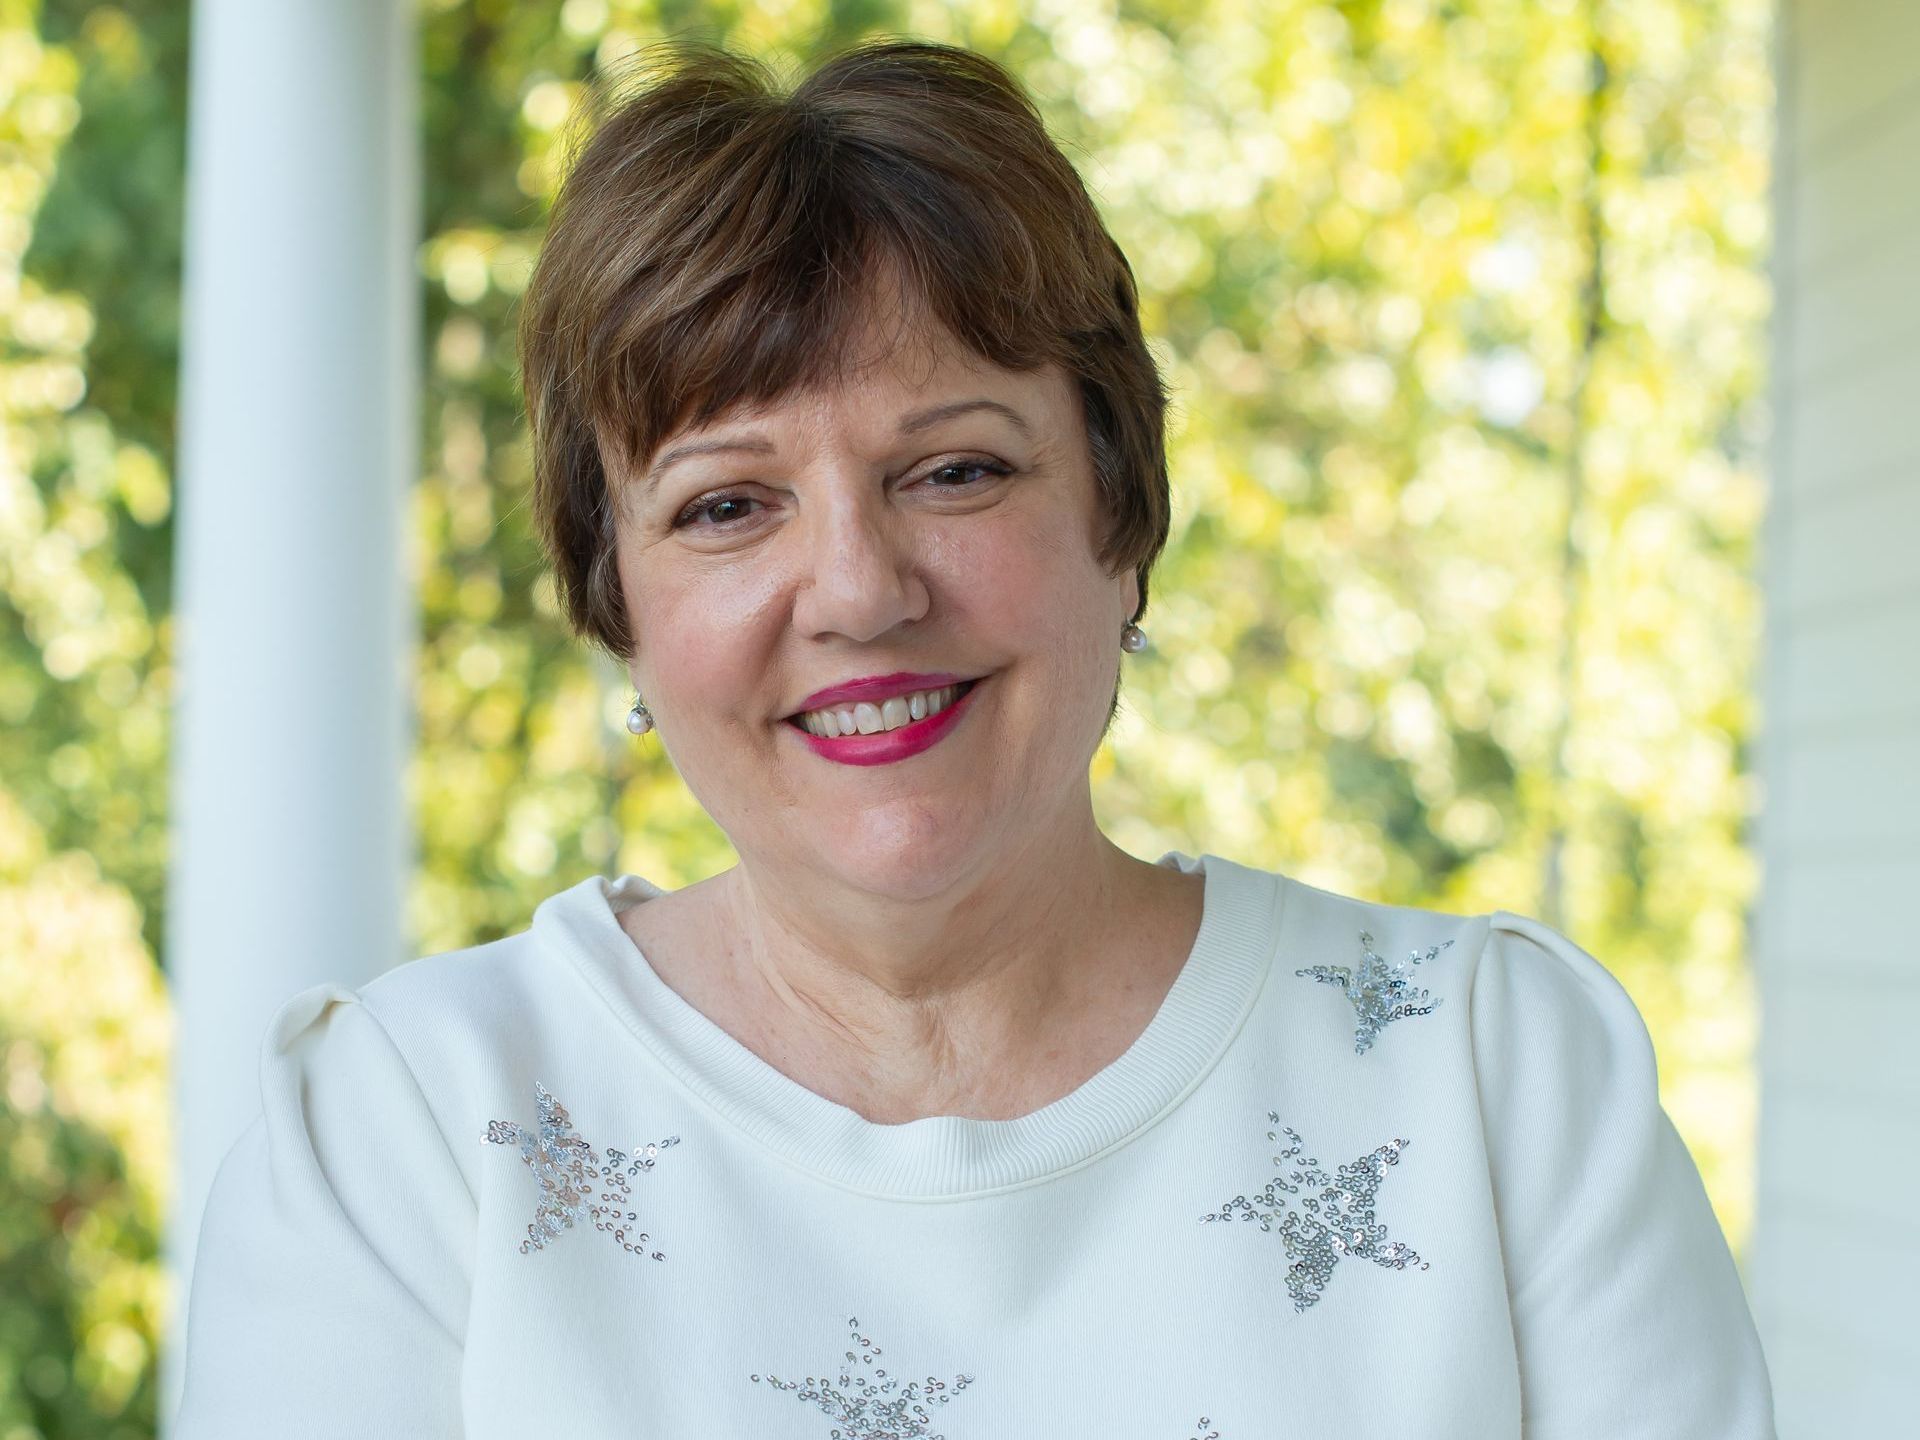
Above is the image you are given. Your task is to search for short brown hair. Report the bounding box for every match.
[518,37,1172,661]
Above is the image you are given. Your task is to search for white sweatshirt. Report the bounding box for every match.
[174,849,1776,1438]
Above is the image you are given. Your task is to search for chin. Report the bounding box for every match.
[814,817,985,896]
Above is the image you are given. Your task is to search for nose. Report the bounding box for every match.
[788,478,930,643]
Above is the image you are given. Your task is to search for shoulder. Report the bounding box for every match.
[1276,866,1654,1057]
[257,925,542,1085]
[1464,909,1659,1103]
[1444,914,1770,1428]
[243,933,535,1202]
[1266,870,1655,1086]
[1268,867,1488,1011]
[1455,910,1676,1270]
[249,878,612,1168]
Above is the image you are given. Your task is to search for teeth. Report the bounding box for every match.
[797,682,969,738]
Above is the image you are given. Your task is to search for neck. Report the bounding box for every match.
[713,820,1199,1124]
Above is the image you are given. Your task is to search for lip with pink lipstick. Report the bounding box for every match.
[782,670,988,767]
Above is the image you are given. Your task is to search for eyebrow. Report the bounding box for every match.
[640,398,1032,497]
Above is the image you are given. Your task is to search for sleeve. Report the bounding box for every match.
[1470,912,1776,1439]
[173,982,475,1438]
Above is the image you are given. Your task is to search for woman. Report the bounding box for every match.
[175,37,1775,1439]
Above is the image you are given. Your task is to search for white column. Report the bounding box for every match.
[161,0,417,1428]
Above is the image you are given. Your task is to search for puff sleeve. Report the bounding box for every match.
[174,983,475,1438]
[1470,912,1775,1438]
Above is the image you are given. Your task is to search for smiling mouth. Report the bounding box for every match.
[784,676,983,733]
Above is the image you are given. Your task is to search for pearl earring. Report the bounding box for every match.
[1121,622,1148,653]
[625,697,654,735]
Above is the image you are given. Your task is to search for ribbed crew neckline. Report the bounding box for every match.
[533,850,1286,1200]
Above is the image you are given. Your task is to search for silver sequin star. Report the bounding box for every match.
[750,1316,975,1439]
[481,1080,680,1258]
[1295,928,1455,1054]
[1200,1114,1428,1312]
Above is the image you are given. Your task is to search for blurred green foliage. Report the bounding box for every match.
[0,0,1771,1433]
[1,3,183,1434]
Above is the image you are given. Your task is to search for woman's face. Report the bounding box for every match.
[610,297,1138,901]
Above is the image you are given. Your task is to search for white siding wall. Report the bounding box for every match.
[1753,0,1920,1431]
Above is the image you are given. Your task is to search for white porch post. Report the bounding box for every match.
[161,0,418,1428]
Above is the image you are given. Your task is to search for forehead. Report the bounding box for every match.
[673,285,1042,445]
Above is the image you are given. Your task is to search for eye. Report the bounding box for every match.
[672,491,762,529]
[921,458,1011,490]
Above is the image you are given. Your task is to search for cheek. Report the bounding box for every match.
[932,515,1120,714]
[622,555,782,708]
[933,503,1105,616]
